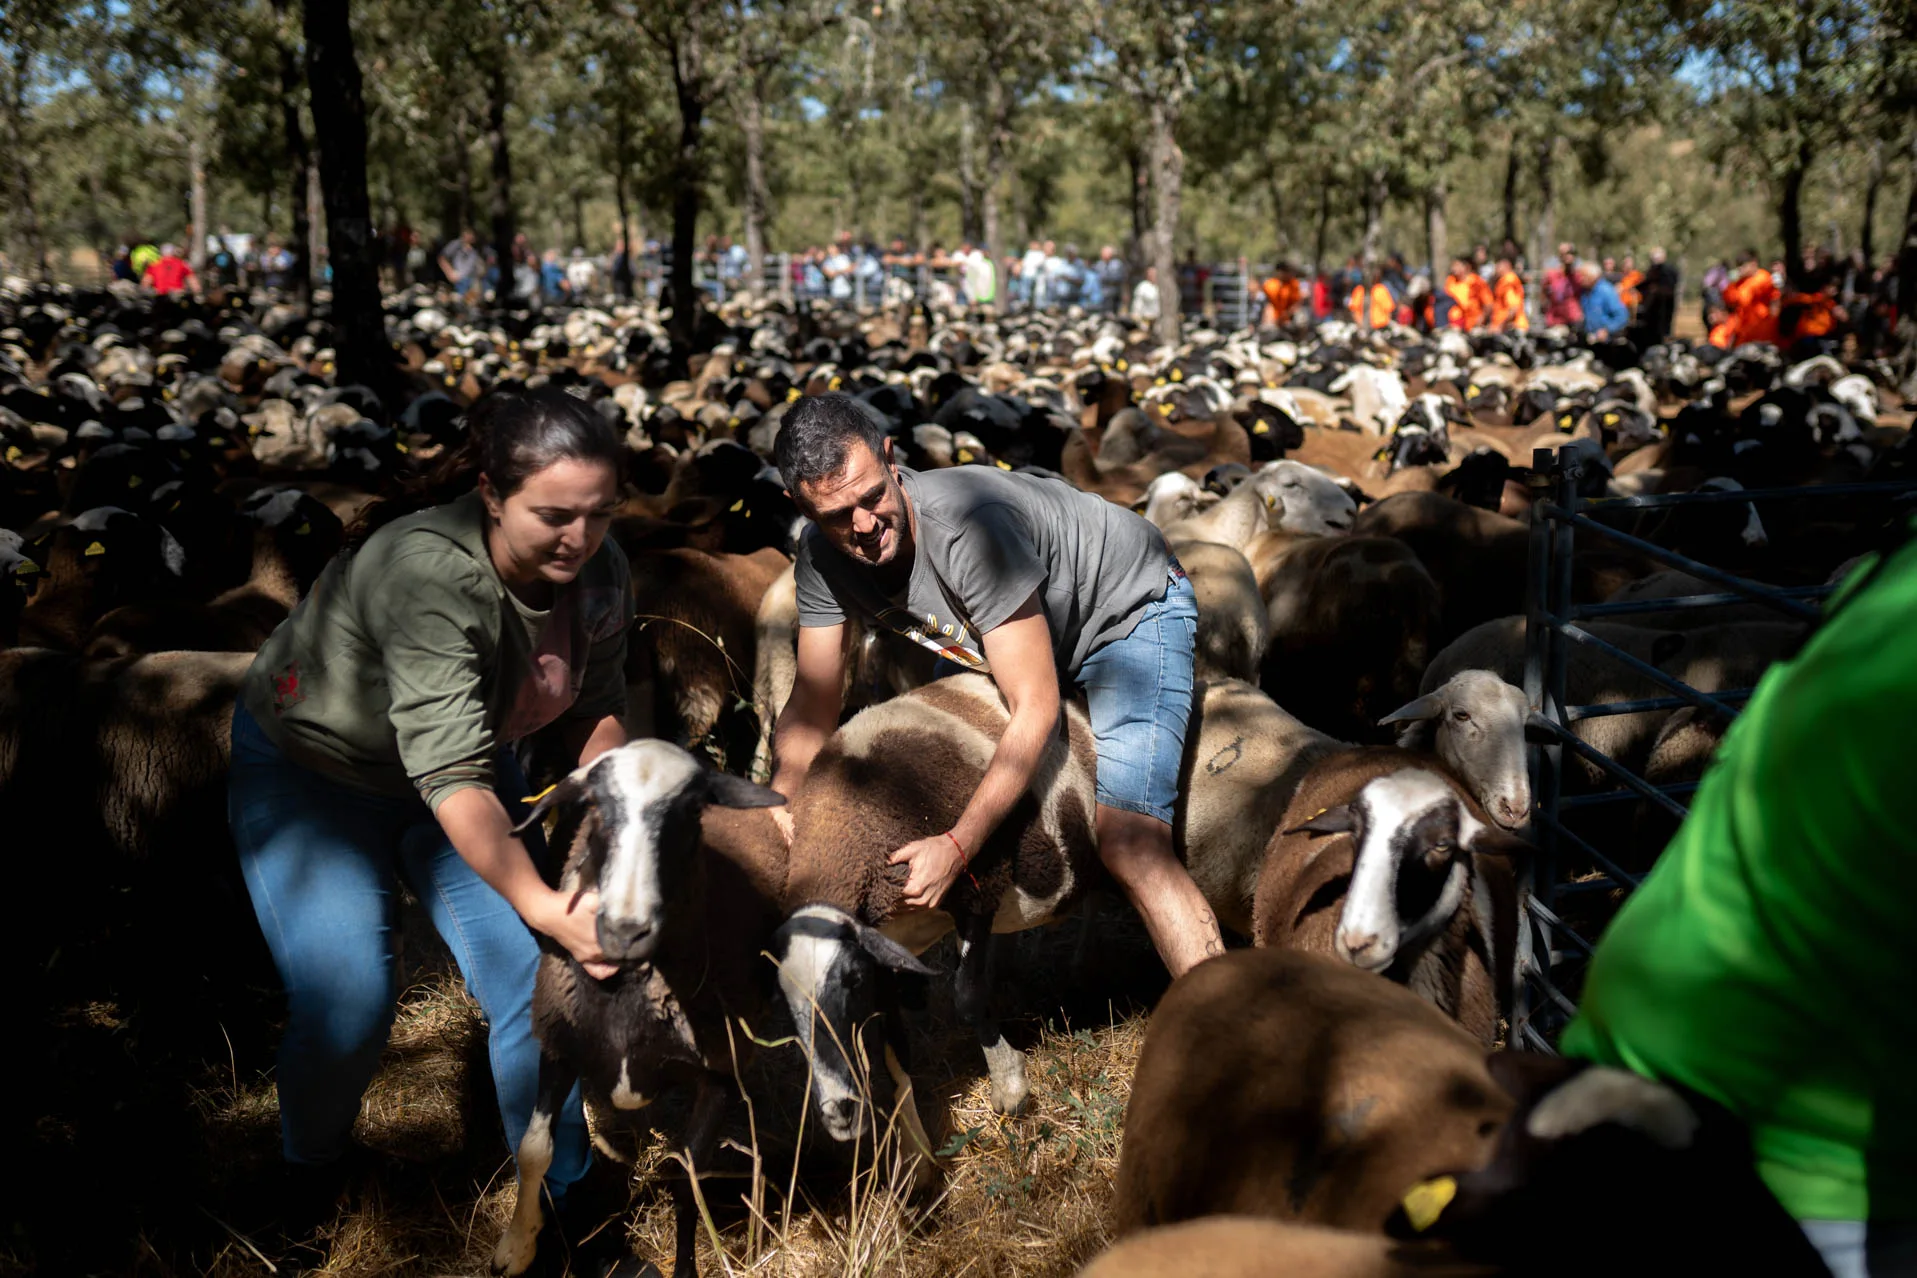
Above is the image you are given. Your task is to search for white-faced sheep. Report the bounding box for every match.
[490,741,786,1278]
[1251,748,1531,1044]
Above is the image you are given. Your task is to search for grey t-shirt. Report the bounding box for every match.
[794,464,1170,677]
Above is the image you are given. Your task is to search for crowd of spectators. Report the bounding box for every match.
[80,221,1902,355]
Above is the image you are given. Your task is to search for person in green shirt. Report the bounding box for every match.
[1563,517,1917,1278]
[228,387,633,1253]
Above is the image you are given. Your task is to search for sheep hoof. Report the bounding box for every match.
[906,1150,944,1198]
[489,1222,539,1277]
[983,1038,1030,1116]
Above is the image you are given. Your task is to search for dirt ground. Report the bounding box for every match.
[10,888,1170,1278]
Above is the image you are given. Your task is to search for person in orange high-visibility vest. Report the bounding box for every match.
[1490,257,1529,331]
[1349,268,1395,329]
[1711,251,1780,348]
[1249,260,1303,327]
[1442,256,1494,329]
[1617,254,1644,316]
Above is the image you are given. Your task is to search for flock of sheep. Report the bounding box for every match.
[3,274,1904,1276]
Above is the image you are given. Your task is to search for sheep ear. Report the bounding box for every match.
[704,772,786,810]
[857,925,938,976]
[1379,692,1446,727]
[1525,1066,1702,1151]
[512,774,587,836]
[1285,804,1356,838]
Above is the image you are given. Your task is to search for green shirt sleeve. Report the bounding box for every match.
[367,548,500,812]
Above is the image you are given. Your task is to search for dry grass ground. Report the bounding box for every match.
[12,891,1168,1278]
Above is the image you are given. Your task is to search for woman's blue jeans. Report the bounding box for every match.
[227,703,588,1197]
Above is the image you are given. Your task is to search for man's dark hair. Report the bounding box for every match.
[774,392,889,492]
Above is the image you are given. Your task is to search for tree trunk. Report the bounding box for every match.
[274,0,313,298]
[1779,143,1809,290]
[1124,139,1149,302]
[741,70,769,294]
[1896,135,1917,396]
[1360,166,1388,270]
[612,100,635,298]
[5,43,50,281]
[1147,94,1183,346]
[303,0,391,389]
[1266,172,1287,259]
[572,191,586,254]
[85,172,111,285]
[1533,138,1556,276]
[1425,178,1447,280]
[1501,138,1520,249]
[667,36,707,347]
[188,131,210,276]
[307,160,325,285]
[957,102,982,243]
[1311,181,1331,277]
[485,53,515,303]
[981,76,1010,265]
[1860,139,1885,268]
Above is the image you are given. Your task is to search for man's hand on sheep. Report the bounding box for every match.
[890,833,968,910]
[537,887,621,981]
[771,806,797,847]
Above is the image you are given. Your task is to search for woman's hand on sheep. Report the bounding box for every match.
[536,887,620,980]
[890,834,967,910]
[771,805,796,846]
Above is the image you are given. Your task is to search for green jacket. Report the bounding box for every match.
[243,490,632,812]
[1563,525,1917,1223]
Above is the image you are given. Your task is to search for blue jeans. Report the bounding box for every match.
[1076,568,1198,824]
[227,704,589,1197]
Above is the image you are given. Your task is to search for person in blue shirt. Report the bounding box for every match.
[1578,262,1630,340]
[539,249,568,305]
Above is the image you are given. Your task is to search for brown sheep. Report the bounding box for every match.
[1250,748,1528,1044]
[1080,1217,1481,1278]
[1262,536,1443,742]
[1111,949,1513,1238]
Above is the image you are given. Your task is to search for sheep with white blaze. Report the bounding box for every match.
[489,740,786,1278]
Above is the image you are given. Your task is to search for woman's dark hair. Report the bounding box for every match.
[773,391,889,492]
[346,385,623,550]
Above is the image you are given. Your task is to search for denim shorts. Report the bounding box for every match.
[1074,567,1198,825]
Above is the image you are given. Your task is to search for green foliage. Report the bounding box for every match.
[2,0,1913,281]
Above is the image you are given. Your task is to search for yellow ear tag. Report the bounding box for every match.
[1603,412,1619,426]
[729,499,744,512]
[1467,384,1480,396]
[522,783,557,805]
[1170,367,1183,381]
[786,387,801,402]
[728,416,740,428]
[1252,422,1269,434]
[1558,415,1574,431]
[995,459,1012,470]
[828,377,842,390]
[84,540,107,557]
[4,445,20,462]
[294,521,311,536]
[1116,359,1128,371]
[1401,1176,1457,1233]
[1154,376,1167,386]
[396,440,410,453]
[127,474,143,489]
[957,449,975,463]
[14,558,38,575]
[1263,492,1277,509]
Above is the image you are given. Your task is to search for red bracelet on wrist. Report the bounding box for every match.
[943,829,966,861]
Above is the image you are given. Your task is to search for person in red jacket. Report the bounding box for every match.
[1710,251,1780,348]
[142,243,198,295]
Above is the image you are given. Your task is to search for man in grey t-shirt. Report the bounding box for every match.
[768,392,1222,978]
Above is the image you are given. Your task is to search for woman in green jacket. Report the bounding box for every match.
[228,387,631,1242]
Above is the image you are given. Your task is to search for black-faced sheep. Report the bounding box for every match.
[490,740,786,1278]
